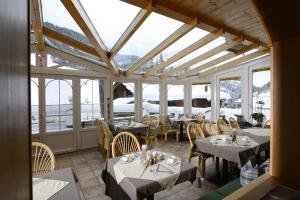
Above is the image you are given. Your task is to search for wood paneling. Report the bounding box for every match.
[0,0,31,199]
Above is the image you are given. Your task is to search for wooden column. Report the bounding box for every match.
[253,0,300,190]
[0,0,31,199]
[271,36,300,189]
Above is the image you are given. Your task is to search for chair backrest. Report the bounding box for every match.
[141,115,150,124]
[202,120,220,136]
[217,119,232,133]
[112,132,141,158]
[160,115,172,129]
[32,142,55,175]
[97,119,113,151]
[195,112,205,122]
[187,122,205,148]
[262,119,271,128]
[149,116,159,133]
[229,117,240,129]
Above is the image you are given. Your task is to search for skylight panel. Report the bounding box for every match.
[42,0,83,34]
[80,0,141,50]
[114,12,184,70]
[163,36,226,71]
[189,51,229,70]
[137,28,209,73]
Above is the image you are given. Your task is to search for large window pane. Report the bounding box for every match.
[113,82,135,122]
[115,13,183,70]
[219,79,242,119]
[31,78,39,134]
[252,70,270,120]
[81,79,105,128]
[167,84,184,118]
[46,79,73,132]
[142,83,160,116]
[192,83,211,119]
[80,0,140,50]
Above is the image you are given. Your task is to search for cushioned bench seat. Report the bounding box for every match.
[199,179,242,199]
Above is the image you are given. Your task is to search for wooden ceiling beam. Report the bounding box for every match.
[160,36,243,79]
[109,1,152,59]
[31,0,44,50]
[126,18,197,74]
[198,49,269,78]
[120,0,269,48]
[60,0,119,76]
[143,28,223,78]
[43,27,99,57]
[44,45,109,73]
[177,43,258,79]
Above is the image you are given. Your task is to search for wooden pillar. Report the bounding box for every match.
[271,36,300,189]
[253,0,300,190]
[0,0,31,199]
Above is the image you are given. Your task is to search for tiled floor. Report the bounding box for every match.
[55,138,224,200]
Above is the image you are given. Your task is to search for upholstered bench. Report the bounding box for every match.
[199,178,242,200]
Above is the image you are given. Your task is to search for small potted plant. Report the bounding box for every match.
[251,112,264,127]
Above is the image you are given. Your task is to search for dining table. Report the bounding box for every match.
[110,121,149,136]
[172,118,198,141]
[195,128,270,182]
[33,168,80,200]
[101,152,197,200]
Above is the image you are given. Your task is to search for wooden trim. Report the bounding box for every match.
[143,28,223,78]
[192,82,211,85]
[126,18,197,74]
[109,1,152,59]
[252,67,270,72]
[198,49,269,78]
[44,45,110,73]
[160,36,243,79]
[61,0,120,76]
[43,27,99,57]
[121,0,269,48]
[177,43,258,79]
[31,0,44,50]
[220,76,241,81]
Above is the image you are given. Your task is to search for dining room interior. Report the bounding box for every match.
[1,0,300,200]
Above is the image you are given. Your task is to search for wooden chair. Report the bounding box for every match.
[217,119,232,133]
[141,114,150,124]
[160,115,179,141]
[32,142,55,175]
[195,112,205,123]
[141,116,159,146]
[202,120,220,136]
[187,123,219,177]
[229,117,240,129]
[96,119,114,159]
[112,132,141,158]
[262,119,271,128]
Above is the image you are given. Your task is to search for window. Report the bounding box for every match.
[219,79,242,119]
[31,78,39,134]
[252,69,271,120]
[31,53,36,66]
[45,79,73,132]
[113,82,135,122]
[80,79,105,128]
[115,13,183,71]
[142,83,160,116]
[192,83,211,119]
[167,84,184,118]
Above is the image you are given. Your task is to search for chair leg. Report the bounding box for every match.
[188,151,192,163]
[215,157,219,174]
[165,133,168,141]
[201,157,206,178]
[155,136,158,145]
[176,132,179,142]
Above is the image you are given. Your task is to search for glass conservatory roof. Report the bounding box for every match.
[35,0,265,78]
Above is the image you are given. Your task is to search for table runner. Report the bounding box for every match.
[243,128,270,136]
[33,178,69,200]
[210,135,259,148]
[113,153,181,189]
